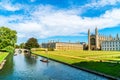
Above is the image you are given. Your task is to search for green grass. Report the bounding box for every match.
[0,52,9,64]
[32,50,120,78]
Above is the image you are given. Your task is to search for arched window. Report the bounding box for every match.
[90,38,96,45]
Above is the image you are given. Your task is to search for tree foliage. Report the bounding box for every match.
[19,43,25,48]
[0,27,17,53]
[24,37,39,50]
[15,44,19,48]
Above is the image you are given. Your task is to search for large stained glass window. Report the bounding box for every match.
[91,38,96,45]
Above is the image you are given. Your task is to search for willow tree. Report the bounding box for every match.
[0,27,17,53]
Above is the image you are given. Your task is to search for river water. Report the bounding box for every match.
[0,53,109,80]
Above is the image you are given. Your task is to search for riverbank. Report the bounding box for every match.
[32,50,120,79]
[0,52,9,70]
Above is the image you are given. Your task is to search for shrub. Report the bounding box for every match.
[3,46,14,53]
[48,48,54,51]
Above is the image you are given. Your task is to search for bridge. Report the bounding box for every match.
[15,49,30,54]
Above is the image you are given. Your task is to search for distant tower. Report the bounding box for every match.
[95,27,98,49]
[88,29,90,50]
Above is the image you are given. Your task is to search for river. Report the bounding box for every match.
[0,52,109,80]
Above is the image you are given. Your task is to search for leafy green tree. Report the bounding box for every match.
[19,43,25,48]
[0,27,17,53]
[15,44,19,48]
[24,37,39,50]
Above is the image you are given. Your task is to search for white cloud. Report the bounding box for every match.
[0,0,21,11]
[17,33,26,38]
[3,4,21,11]
[82,0,120,9]
[30,0,36,2]
[0,5,120,43]
[17,7,120,37]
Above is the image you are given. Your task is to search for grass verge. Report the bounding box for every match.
[0,52,9,64]
[32,50,120,78]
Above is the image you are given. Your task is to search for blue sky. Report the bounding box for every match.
[0,0,120,44]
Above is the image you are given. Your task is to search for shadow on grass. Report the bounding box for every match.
[72,60,120,78]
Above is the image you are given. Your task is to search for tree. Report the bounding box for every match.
[19,43,25,49]
[24,37,39,50]
[0,27,17,53]
[15,44,19,48]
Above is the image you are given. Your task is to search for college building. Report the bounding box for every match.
[101,37,120,51]
[42,42,83,50]
[88,27,120,51]
[42,28,120,51]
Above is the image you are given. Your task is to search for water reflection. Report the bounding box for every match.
[24,55,37,66]
[0,53,109,80]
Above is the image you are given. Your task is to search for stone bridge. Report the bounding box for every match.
[15,49,30,54]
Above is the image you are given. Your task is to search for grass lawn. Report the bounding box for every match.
[32,50,120,78]
[0,52,9,64]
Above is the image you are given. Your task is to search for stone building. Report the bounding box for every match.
[42,42,83,50]
[88,28,114,50]
[101,35,120,51]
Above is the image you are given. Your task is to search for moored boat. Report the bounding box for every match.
[40,59,49,63]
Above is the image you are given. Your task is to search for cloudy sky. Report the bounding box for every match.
[0,0,120,44]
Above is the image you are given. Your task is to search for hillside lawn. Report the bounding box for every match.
[32,49,120,78]
[0,52,9,64]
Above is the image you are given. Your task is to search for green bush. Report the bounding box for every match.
[48,48,54,51]
[3,46,14,53]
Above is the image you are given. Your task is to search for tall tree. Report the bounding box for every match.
[0,27,17,53]
[24,37,39,50]
[19,43,25,49]
[15,44,19,48]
